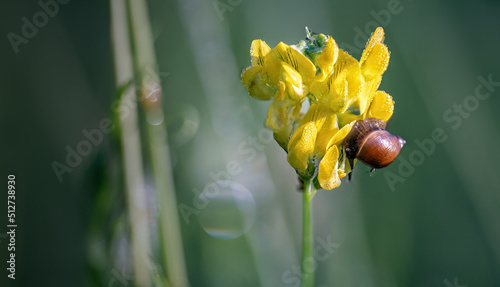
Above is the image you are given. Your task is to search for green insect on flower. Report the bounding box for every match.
[241,27,404,190]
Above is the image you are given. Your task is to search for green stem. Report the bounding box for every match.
[125,0,189,286]
[110,1,151,286]
[301,179,316,287]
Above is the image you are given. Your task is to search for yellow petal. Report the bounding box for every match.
[338,112,363,128]
[241,66,277,100]
[312,108,339,157]
[265,99,286,131]
[273,126,294,151]
[281,63,308,101]
[361,43,389,79]
[310,50,362,114]
[326,120,355,149]
[287,122,317,172]
[250,39,271,66]
[360,27,385,65]
[356,75,380,116]
[296,104,339,157]
[357,44,389,114]
[265,86,301,131]
[358,28,390,115]
[339,146,351,178]
[265,42,316,86]
[366,90,394,122]
[314,37,339,82]
[318,145,342,190]
[298,102,320,124]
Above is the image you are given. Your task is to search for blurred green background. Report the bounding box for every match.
[1,0,500,286]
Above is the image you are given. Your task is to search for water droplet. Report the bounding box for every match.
[146,108,164,126]
[168,104,200,147]
[198,181,256,240]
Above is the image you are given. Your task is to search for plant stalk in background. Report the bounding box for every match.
[110,0,151,286]
[110,0,190,286]
[125,0,189,286]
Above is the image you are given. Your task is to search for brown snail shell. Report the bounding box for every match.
[344,118,405,171]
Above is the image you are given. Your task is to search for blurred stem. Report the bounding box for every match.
[110,0,151,286]
[301,179,316,287]
[125,0,189,286]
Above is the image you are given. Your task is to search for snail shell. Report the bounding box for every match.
[344,118,405,170]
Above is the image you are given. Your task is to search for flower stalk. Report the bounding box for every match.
[301,178,316,287]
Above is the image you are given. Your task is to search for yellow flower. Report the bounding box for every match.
[310,49,363,114]
[241,27,396,190]
[241,40,275,100]
[264,42,316,86]
[242,40,314,148]
[287,103,355,188]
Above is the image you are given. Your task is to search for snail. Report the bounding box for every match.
[344,117,405,179]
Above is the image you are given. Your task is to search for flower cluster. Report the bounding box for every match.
[241,27,395,190]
